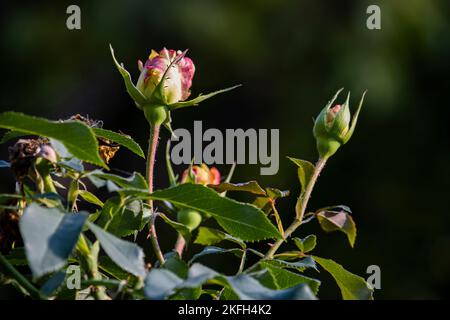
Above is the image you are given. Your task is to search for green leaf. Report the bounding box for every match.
[0,130,26,144]
[225,273,316,300]
[144,268,184,300]
[96,197,150,237]
[93,128,145,158]
[194,227,246,249]
[265,256,318,272]
[168,85,242,110]
[109,202,150,237]
[87,222,146,277]
[40,271,66,296]
[159,213,191,244]
[293,235,317,253]
[162,253,189,279]
[0,112,106,168]
[77,190,104,207]
[287,157,315,216]
[93,171,148,190]
[258,262,321,294]
[19,203,88,279]
[144,263,317,300]
[98,256,131,280]
[317,210,356,247]
[188,246,242,265]
[131,184,281,241]
[313,256,373,300]
[208,181,267,195]
[109,44,147,107]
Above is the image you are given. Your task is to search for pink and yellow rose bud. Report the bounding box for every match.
[181,164,221,185]
[313,89,366,159]
[136,48,195,105]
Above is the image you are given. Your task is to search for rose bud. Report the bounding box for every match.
[313,89,366,158]
[177,164,221,228]
[110,45,239,130]
[180,164,221,185]
[177,208,202,232]
[136,48,195,105]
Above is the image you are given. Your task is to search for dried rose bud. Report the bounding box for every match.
[313,89,366,158]
[9,139,41,179]
[8,139,57,179]
[69,114,123,164]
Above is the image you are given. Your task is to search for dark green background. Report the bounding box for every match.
[1,0,449,299]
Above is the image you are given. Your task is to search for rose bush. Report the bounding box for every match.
[0,45,373,301]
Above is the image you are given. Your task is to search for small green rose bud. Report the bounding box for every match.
[177,208,202,231]
[313,88,366,158]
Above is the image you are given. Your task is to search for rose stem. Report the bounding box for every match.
[174,235,186,257]
[146,125,165,265]
[264,157,327,259]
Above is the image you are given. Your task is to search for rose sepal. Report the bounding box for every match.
[168,84,242,111]
[110,44,147,109]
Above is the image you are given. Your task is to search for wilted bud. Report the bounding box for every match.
[137,48,195,105]
[8,139,57,180]
[181,164,221,185]
[38,145,57,163]
[70,114,122,164]
[313,89,366,158]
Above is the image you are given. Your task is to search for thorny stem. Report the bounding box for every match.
[146,125,160,210]
[0,253,47,300]
[264,157,328,259]
[146,125,165,265]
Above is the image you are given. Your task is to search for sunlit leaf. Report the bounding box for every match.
[313,256,373,300]
[317,210,356,247]
[293,235,317,253]
[0,112,106,168]
[209,181,266,195]
[125,184,281,241]
[93,128,145,159]
[194,227,246,249]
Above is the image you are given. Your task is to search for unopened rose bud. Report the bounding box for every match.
[177,208,202,231]
[178,164,220,224]
[181,164,221,185]
[135,48,195,127]
[137,48,195,105]
[313,89,366,158]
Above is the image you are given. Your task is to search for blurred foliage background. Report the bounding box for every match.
[1,0,449,299]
